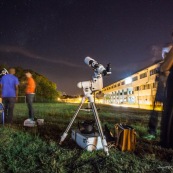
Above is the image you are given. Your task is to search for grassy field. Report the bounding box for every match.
[0,102,173,173]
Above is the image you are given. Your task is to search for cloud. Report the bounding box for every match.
[150,45,162,62]
[0,45,81,68]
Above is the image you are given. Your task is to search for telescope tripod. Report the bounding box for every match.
[59,94,109,156]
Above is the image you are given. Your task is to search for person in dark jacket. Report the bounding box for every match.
[159,34,173,148]
[144,31,173,143]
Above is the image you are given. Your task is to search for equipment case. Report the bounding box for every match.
[71,129,103,151]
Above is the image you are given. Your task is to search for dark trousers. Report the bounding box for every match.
[160,72,173,148]
[148,76,166,135]
[26,94,35,120]
[148,109,159,135]
[2,97,16,124]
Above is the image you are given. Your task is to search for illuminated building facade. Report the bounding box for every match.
[102,61,163,107]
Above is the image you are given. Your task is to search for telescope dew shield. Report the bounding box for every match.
[84,57,108,75]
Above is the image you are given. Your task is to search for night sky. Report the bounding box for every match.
[0,0,173,95]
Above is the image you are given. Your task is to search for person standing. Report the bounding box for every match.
[159,34,173,148]
[144,31,173,141]
[0,68,19,124]
[25,72,36,121]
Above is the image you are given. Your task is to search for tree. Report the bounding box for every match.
[34,74,61,101]
[0,65,61,102]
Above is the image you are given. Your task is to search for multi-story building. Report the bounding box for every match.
[102,61,163,108]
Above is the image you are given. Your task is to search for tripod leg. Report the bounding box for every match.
[90,102,109,156]
[59,97,86,145]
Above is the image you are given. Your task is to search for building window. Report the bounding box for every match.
[134,86,140,91]
[132,76,138,81]
[145,84,150,89]
[140,72,147,79]
[124,91,127,95]
[118,83,120,86]
[150,68,157,76]
[141,85,145,90]
[121,81,125,85]
[153,82,157,88]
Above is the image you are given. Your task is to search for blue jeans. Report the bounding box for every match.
[26,94,35,120]
[2,97,16,124]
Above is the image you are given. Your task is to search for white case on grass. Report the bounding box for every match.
[23,119,36,127]
[71,129,103,151]
[23,119,44,127]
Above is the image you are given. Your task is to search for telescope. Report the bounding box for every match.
[77,57,111,92]
[60,57,111,156]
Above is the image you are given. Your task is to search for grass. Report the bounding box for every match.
[0,102,173,173]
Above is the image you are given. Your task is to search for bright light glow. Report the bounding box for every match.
[125,77,132,84]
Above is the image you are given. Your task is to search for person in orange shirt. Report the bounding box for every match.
[25,72,36,121]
